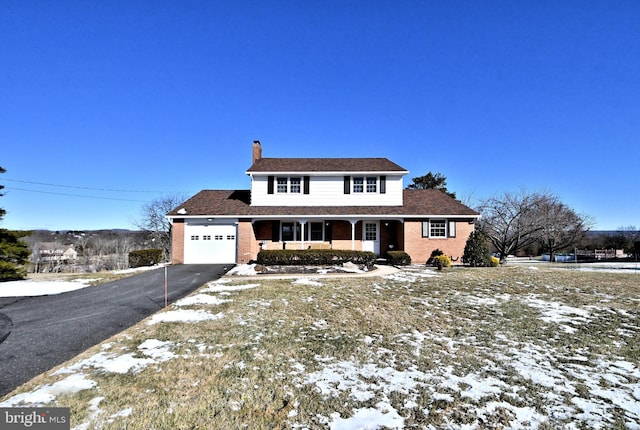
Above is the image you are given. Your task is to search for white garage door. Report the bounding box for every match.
[184,223,237,264]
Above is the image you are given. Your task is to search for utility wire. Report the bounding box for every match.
[2,178,171,194]
[3,187,149,202]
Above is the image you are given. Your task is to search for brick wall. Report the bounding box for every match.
[403,220,475,264]
[171,219,185,264]
[237,219,258,263]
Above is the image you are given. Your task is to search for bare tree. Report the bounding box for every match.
[478,191,543,261]
[535,194,593,262]
[135,194,187,262]
[478,190,592,262]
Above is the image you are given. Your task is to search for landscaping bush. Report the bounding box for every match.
[129,249,163,268]
[257,249,376,267]
[386,251,411,266]
[463,230,493,267]
[426,249,444,265]
[432,255,451,269]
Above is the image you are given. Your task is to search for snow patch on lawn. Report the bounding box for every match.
[175,294,232,307]
[293,277,324,286]
[225,264,258,276]
[203,282,260,293]
[0,374,96,407]
[148,309,224,324]
[0,279,94,297]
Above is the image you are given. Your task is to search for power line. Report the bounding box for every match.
[3,187,149,202]
[2,178,171,194]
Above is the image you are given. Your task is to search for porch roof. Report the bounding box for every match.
[167,189,480,219]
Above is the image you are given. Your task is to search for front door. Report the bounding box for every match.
[362,221,380,255]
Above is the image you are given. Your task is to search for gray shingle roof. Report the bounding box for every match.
[168,189,479,218]
[246,158,408,173]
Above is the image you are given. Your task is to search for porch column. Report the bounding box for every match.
[299,219,307,250]
[349,219,358,250]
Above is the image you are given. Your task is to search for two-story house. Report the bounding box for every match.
[167,141,480,265]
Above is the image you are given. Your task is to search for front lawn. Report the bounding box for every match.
[2,265,639,429]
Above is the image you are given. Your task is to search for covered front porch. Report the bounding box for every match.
[252,218,404,256]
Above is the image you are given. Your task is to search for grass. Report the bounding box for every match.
[2,265,639,429]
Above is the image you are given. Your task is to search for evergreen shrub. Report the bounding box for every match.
[463,230,493,267]
[129,249,163,268]
[386,251,411,266]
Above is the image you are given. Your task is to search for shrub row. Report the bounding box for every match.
[257,249,376,267]
[386,251,411,266]
[129,249,163,268]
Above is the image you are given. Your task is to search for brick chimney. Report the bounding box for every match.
[252,140,262,164]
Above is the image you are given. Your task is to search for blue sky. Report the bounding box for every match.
[1,1,638,231]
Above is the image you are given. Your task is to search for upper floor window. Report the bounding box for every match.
[290,177,301,193]
[366,177,377,192]
[345,176,385,194]
[269,176,309,194]
[277,177,288,193]
[353,177,364,193]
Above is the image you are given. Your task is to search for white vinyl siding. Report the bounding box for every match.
[250,174,404,206]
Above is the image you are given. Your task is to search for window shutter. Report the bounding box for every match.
[267,176,274,194]
[344,176,351,194]
[380,176,386,194]
[303,176,310,194]
[271,221,280,241]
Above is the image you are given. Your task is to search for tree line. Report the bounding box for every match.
[408,172,636,262]
[23,229,157,273]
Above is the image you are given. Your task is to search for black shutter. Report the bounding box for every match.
[267,176,274,194]
[271,221,280,241]
[303,176,310,194]
[380,176,386,194]
[344,176,351,194]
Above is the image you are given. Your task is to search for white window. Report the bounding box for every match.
[290,177,301,193]
[191,235,199,240]
[203,235,211,240]
[352,177,379,193]
[353,177,364,193]
[276,177,302,193]
[422,220,447,238]
[366,177,377,193]
[227,235,235,240]
[214,235,223,240]
[365,222,377,240]
[277,177,288,193]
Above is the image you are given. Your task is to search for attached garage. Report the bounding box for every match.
[183,221,237,264]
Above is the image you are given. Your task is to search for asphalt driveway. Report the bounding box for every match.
[0,264,227,397]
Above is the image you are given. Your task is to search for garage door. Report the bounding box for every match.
[184,223,237,264]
